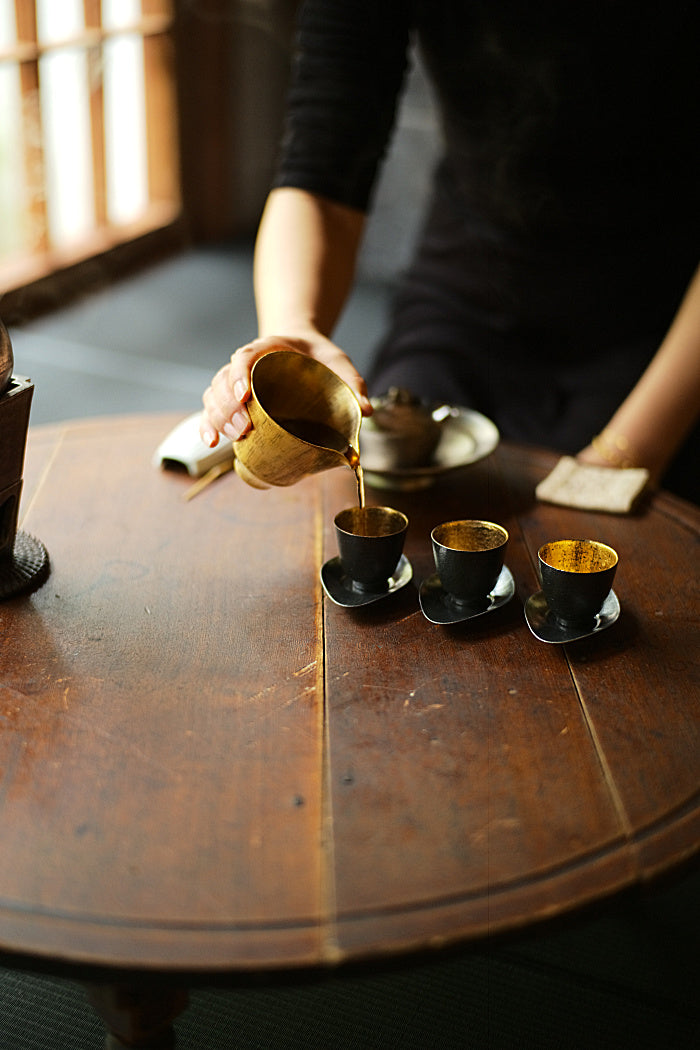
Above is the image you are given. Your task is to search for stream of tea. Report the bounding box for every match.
[278,418,365,507]
[345,445,365,509]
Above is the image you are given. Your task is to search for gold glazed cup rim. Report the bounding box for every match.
[431,519,509,553]
[538,539,618,574]
[335,506,408,539]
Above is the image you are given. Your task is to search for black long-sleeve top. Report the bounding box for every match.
[271,1,699,492]
[274,1,698,297]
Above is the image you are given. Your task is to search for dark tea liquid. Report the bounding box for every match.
[278,418,365,507]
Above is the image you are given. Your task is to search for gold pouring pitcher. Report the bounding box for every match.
[233,350,362,488]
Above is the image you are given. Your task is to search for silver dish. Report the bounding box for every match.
[419,565,515,625]
[524,589,620,644]
[361,404,499,490]
[321,554,413,608]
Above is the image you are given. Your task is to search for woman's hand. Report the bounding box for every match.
[199,333,372,447]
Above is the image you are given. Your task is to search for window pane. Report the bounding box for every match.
[102,0,142,31]
[36,0,84,44]
[0,0,179,296]
[104,34,148,224]
[0,63,27,255]
[39,48,95,246]
[0,2,17,48]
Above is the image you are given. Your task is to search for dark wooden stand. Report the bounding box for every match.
[0,374,49,598]
[0,375,33,557]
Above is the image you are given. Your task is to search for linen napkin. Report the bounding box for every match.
[536,456,650,514]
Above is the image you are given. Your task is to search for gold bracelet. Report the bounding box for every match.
[590,429,638,469]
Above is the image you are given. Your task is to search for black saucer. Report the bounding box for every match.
[418,565,514,625]
[320,554,413,608]
[524,589,620,643]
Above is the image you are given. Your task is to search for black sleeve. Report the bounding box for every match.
[272,0,413,211]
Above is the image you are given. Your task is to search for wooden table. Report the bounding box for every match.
[1,413,698,1047]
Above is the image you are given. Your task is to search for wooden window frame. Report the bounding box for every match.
[1,0,184,322]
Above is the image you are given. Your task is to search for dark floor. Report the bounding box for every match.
[3,246,699,1048]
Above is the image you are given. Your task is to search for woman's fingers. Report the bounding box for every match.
[199,339,294,446]
[200,365,251,446]
[225,337,292,406]
[199,334,373,447]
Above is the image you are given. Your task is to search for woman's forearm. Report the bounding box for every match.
[580,263,700,482]
[199,188,370,446]
[254,187,366,340]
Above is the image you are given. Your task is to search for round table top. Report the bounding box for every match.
[0,413,698,976]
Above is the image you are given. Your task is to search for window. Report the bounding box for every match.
[0,0,181,302]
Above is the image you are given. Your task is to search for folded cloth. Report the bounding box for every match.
[536,456,650,514]
[152,411,234,477]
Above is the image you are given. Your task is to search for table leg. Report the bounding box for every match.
[84,983,189,1049]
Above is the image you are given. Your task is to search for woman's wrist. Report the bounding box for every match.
[580,424,666,485]
[256,323,325,349]
[589,428,640,469]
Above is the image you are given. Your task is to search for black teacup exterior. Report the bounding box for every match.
[538,539,618,626]
[334,506,408,591]
[431,520,508,609]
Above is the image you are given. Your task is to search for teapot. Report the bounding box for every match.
[359,387,442,471]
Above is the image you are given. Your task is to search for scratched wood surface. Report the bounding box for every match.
[3,415,325,970]
[0,413,697,975]
[324,446,700,956]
